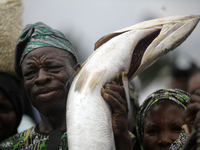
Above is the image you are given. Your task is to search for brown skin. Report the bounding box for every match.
[101,81,132,150]
[21,47,77,132]
[181,72,200,150]
[184,72,200,133]
[0,88,17,142]
[144,103,185,150]
[187,72,200,95]
[21,47,132,150]
[184,89,200,133]
[183,91,199,150]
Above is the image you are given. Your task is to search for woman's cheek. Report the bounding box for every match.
[144,134,158,150]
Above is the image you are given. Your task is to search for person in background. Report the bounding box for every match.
[170,53,197,91]
[181,68,200,149]
[184,68,200,133]
[187,68,200,95]
[0,22,132,150]
[136,89,190,150]
[0,73,24,142]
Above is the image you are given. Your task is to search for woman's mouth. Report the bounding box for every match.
[35,89,59,101]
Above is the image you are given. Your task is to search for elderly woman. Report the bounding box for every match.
[0,22,132,150]
[136,89,190,150]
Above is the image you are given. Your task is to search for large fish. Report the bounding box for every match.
[67,15,200,150]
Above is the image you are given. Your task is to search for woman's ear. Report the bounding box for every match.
[73,63,81,71]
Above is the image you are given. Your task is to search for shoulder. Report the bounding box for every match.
[0,127,34,149]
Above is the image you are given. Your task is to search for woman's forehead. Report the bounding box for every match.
[24,47,71,60]
[146,100,184,115]
[150,101,183,111]
[21,48,72,69]
[145,103,185,122]
[28,47,68,55]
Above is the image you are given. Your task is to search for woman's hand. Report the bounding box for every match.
[101,81,132,150]
[184,89,200,133]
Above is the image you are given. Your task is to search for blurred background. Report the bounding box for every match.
[23,0,200,104]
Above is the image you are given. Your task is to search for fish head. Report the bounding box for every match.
[95,15,200,81]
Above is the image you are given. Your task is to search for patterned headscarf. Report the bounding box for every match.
[14,22,78,79]
[136,89,190,150]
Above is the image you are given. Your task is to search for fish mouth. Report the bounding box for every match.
[127,29,161,79]
[128,16,200,80]
[94,15,200,81]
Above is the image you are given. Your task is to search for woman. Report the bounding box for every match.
[0,73,24,142]
[136,89,190,150]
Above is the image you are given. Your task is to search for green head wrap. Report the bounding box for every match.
[136,88,190,150]
[14,22,78,79]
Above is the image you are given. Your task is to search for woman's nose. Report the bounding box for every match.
[34,69,51,85]
[158,132,173,147]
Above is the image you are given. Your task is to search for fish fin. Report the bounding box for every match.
[121,71,132,120]
[75,69,90,92]
[74,52,96,77]
[88,70,105,91]
[74,59,89,77]
[94,31,129,50]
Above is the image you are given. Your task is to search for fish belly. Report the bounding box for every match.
[67,86,116,150]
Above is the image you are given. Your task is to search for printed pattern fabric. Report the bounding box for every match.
[0,127,68,150]
[169,130,188,150]
[18,22,78,65]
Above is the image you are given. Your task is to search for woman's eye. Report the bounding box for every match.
[24,70,36,79]
[147,129,158,135]
[0,106,12,113]
[48,66,62,72]
[171,127,182,132]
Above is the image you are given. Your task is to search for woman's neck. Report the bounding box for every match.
[38,112,66,133]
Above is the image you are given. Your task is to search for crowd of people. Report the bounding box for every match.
[0,21,200,150]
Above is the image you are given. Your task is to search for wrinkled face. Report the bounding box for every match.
[0,88,17,142]
[143,103,185,150]
[21,47,77,116]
